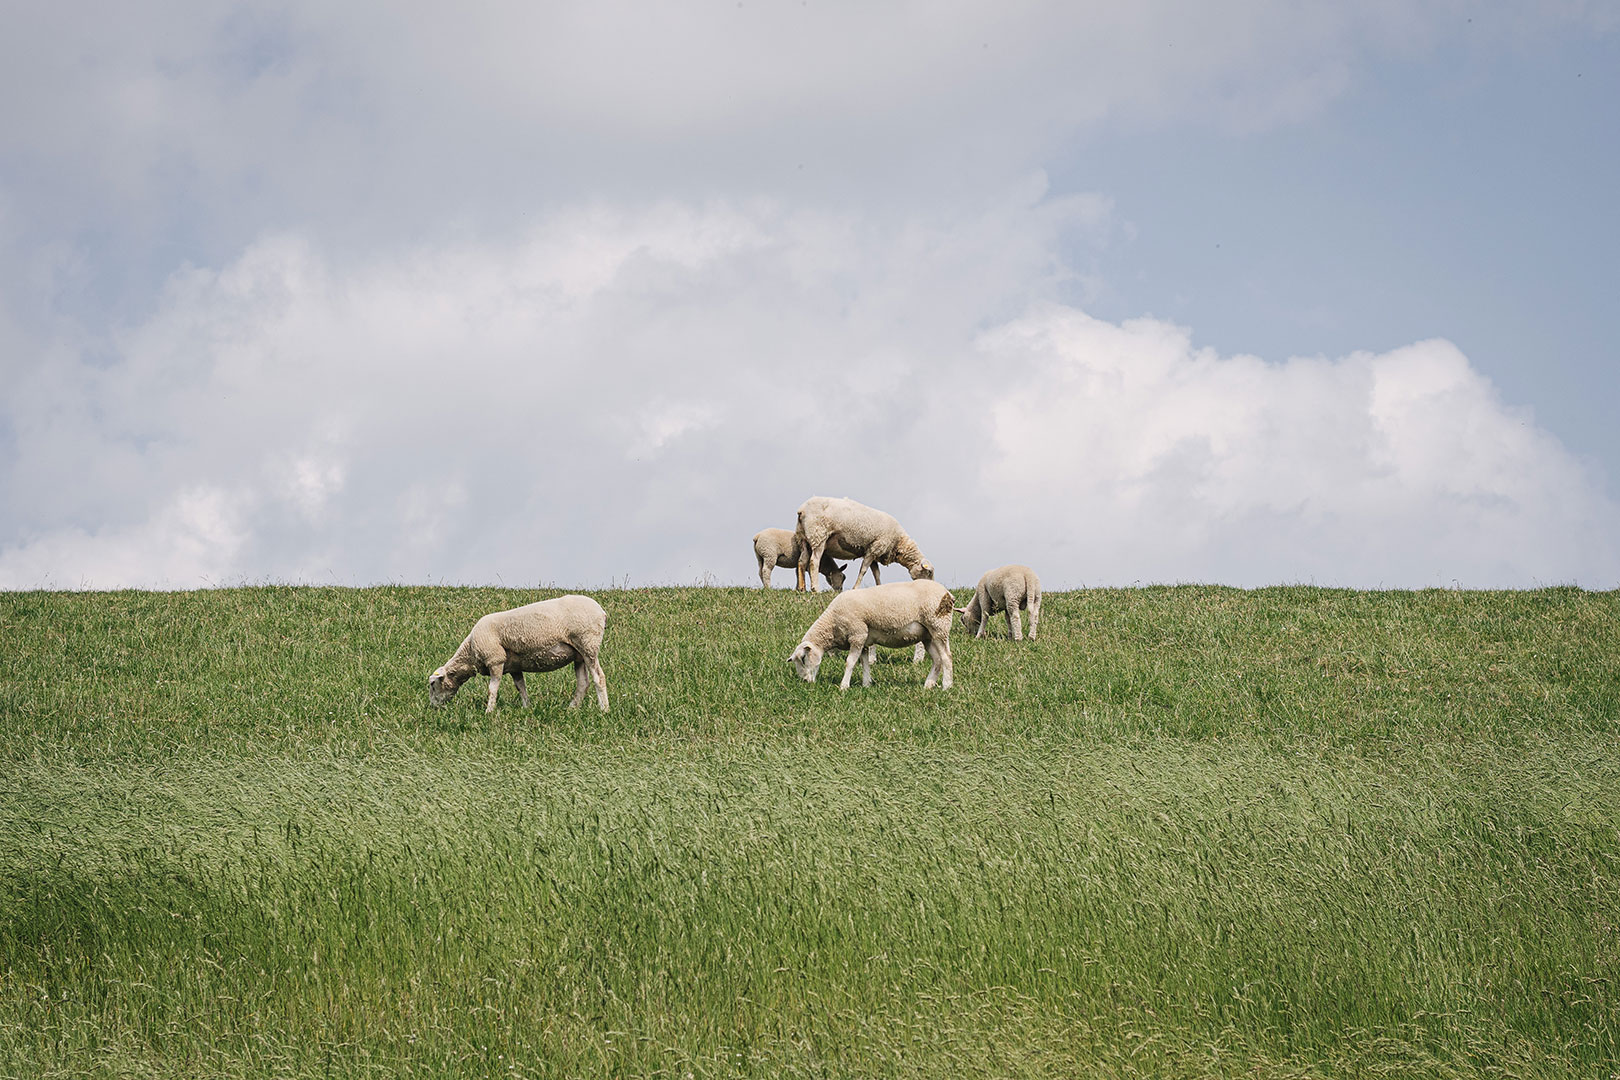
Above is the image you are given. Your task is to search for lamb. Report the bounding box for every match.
[956,564,1042,641]
[788,579,954,690]
[794,496,934,593]
[752,527,847,591]
[428,595,609,714]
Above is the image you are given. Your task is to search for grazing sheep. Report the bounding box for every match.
[428,595,609,714]
[788,579,954,690]
[956,564,1042,641]
[752,527,847,591]
[794,496,934,592]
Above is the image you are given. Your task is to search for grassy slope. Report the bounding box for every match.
[0,585,1616,1078]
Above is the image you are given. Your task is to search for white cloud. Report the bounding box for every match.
[0,487,249,590]
[962,308,1619,586]
[1,190,1614,590]
[626,403,721,460]
[272,453,346,520]
[6,0,1573,250]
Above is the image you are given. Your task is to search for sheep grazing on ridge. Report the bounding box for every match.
[957,564,1042,641]
[428,595,609,714]
[794,496,933,593]
[788,579,955,690]
[752,527,847,591]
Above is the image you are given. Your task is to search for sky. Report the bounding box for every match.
[1,1,1616,590]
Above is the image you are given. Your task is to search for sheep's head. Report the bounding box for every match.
[954,604,982,636]
[788,641,824,683]
[825,562,848,592]
[910,560,935,580]
[428,667,464,707]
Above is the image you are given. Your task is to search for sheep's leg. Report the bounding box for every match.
[511,670,530,708]
[840,636,866,690]
[569,660,589,708]
[794,561,805,590]
[758,556,772,589]
[807,541,830,592]
[1005,588,1024,641]
[975,586,991,639]
[911,642,924,663]
[485,662,504,714]
[922,639,941,689]
[851,553,878,589]
[591,657,609,712]
[861,645,876,687]
[1029,596,1041,641]
[870,562,882,585]
[939,639,953,689]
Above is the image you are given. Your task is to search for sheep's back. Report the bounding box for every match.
[825,579,950,632]
[979,565,1039,608]
[754,528,800,560]
[477,596,605,653]
[798,496,901,549]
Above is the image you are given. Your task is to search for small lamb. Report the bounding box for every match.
[794,495,934,592]
[788,579,955,690]
[956,564,1042,641]
[752,527,847,591]
[428,595,609,714]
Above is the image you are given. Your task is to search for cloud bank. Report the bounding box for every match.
[3,187,1613,590]
[4,4,1616,589]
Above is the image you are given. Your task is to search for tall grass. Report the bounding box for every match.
[1,586,1616,1077]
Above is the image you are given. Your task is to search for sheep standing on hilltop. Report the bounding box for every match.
[794,496,933,593]
[428,595,609,714]
[788,579,955,690]
[752,528,847,591]
[957,565,1042,641]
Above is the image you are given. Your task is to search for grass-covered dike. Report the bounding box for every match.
[1,585,1617,1077]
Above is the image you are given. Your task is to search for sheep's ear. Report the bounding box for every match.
[954,606,970,615]
[836,562,848,573]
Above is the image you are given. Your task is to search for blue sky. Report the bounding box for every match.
[1063,23,1620,475]
[1,3,1616,589]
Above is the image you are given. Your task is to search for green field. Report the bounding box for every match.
[1,585,1617,1078]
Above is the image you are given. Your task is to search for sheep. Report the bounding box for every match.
[788,579,954,690]
[794,496,934,593]
[428,594,609,714]
[955,564,1042,641]
[752,527,847,591]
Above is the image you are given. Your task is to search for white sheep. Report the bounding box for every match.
[788,579,955,690]
[956,564,1042,641]
[428,595,609,714]
[794,496,933,592]
[752,527,847,591]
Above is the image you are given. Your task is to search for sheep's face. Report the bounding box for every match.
[955,605,982,635]
[910,560,935,580]
[788,641,824,683]
[825,562,848,591]
[428,668,463,707]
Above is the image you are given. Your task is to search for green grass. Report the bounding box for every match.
[1,585,1616,1077]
